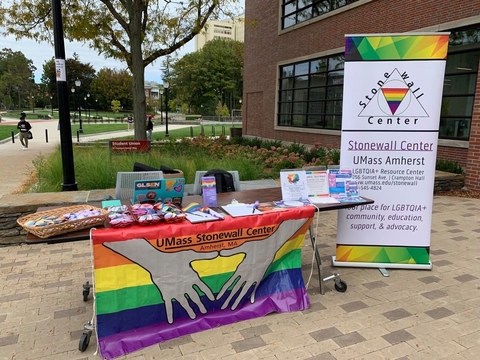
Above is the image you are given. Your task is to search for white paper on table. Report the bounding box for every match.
[308,196,340,204]
[221,205,262,217]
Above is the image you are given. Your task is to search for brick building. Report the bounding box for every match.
[242,0,480,189]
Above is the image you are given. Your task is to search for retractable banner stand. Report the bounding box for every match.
[333,33,449,269]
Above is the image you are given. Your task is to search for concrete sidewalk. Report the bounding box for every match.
[0,195,479,359]
[0,116,190,197]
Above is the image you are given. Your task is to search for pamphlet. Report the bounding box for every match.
[345,180,359,197]
[202,176,217,207]
[305,170,329,196]
[280,170,308,201]
[328,169,352,198]
[273,199,312,207]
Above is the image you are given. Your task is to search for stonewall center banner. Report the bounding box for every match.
[92,206,315,359]
[334,33,449,268]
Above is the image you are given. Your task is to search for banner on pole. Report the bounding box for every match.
[335,34,449,267]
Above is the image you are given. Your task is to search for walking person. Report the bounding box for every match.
[127,114,133,131]
[17,116,32,150]
[146,116,154,140]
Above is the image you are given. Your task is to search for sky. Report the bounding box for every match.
[3,35,188,84]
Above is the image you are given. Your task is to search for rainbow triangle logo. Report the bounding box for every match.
[381,88,409,115]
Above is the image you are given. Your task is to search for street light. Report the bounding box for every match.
[95,99,98,117]
[75,79,82,133]
[163,81,169,137]
[71,88,75,120]
[159,90,164,124]
[50,96,53,116]
[86,93,90,118]
[31,95,35,113]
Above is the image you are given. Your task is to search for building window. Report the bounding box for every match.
[278,54,344,129]
[440,26,480,140]
[282,0,359,29]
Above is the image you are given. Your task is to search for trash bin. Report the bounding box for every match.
[230,127,242,138]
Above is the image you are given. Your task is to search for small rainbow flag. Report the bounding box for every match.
[92,206,315,359]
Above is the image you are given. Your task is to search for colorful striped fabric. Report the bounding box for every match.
[92,206,315,359]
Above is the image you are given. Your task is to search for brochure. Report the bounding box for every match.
[328,169,352,198]
[305,170,329,196]
[202,176,217,207]
[280,170,308,201]
[345,179,359,198]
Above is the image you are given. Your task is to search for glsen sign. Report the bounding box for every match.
[334,33,449,268]
[109,140,150,153]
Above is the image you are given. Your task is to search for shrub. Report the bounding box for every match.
[436,159,464,174]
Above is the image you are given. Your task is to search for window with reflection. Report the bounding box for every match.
[282,0,359,29]
[278,54,344,129]
[440,26,480,140]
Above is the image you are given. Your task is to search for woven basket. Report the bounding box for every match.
[17,205,108,239]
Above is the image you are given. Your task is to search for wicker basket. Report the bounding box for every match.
[17,205,108,239]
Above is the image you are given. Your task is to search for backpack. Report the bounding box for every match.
[203,169,235,193]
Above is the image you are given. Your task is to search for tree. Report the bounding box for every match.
[170,39,243,115]
[90,68,133,111]
[111,100,121,113]
[0,0,242,139]
[0,49,36,110]
[41,54,96,111]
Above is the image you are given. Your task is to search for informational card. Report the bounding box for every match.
[201,176,217,207]
[345,180,359,198]
[305,170,329,196]
[328,169,352,198]
[280,170,308,201]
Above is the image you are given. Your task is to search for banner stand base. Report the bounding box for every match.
[331,256,433,270]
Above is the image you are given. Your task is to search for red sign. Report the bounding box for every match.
[109,140,150,153]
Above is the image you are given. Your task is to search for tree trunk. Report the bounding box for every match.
[131,2,147,140]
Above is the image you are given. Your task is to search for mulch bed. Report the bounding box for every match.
[436,188,480,199]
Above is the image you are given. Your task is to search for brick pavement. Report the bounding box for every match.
[1,195,479,360]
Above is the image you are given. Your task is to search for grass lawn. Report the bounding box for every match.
[0,125,17,140]
[1,123,241,141]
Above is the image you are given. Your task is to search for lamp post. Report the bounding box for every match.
[31,95,35,113]
[159,90,164,124]
[86,93,90,118]
[84,96,87,123]
[75,79,82,132]
[95,99,98,117]
[50,96,53,116]
[163,81,169,137]
[71,88,75,120]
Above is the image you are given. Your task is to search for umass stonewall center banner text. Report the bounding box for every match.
[334,33,449,268]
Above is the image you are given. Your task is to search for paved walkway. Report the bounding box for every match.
[0,196,479,359]
[0,115,190,197]
[1,115,479,360]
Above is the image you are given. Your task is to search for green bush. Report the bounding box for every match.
[435,159,464,174]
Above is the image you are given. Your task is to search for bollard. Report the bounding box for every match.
[77,130,80,142]
[212,125,215,137]
[190,126,193,138]
[11,131,15,143]
[45,129,49,143]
